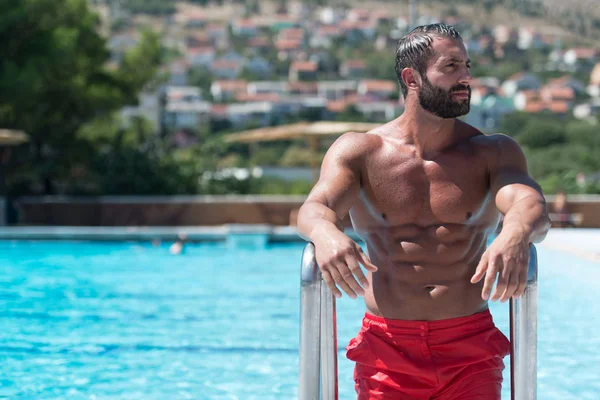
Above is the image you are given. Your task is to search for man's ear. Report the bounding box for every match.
[401,68,421,93]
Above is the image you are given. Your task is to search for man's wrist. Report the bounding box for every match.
[309,221,340,242]
[501,222,533,243]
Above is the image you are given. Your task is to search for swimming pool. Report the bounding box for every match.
[1,239,599,399]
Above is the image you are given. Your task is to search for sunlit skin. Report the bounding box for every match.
[298,37,550,320]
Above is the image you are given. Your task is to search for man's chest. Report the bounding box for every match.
[356,153,494,225]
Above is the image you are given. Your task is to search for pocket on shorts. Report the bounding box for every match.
[490,327,511,358]
[346,329,373,364]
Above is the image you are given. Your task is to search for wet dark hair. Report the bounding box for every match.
[395,23,463,98]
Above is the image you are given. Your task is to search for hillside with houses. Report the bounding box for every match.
[3,0,598,199]
[91,0,600,140]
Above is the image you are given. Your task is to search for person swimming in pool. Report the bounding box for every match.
[297,23,550,400]
[169,233,187,255]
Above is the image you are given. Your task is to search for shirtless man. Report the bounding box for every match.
[297,24,550,400]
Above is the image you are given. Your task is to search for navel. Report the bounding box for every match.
[381,213,387,220]
[466,211,472,220]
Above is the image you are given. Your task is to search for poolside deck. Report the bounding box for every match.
[537,228,600,262]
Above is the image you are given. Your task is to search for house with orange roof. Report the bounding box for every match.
[166,59,190,86]
[186,47,215,67]
[289,61,318,82]
[232,18,258,37]
[326,98,352,113]
[540,86,575,104]
[340,60,366,79]
[563,48,598,71]
[227,102,275,128]
[288,82,319,95]
[185,11,206,28]
[501,72,541,98]
[185,32,211,48]
[278,28,305,41]
[234,93,281,103]
[357,80,399,100]
[347,8,371,23]
[514,89,570,116]
[248,37,272,54]
[210,80,248,102]
[317,81,358,100]
[205,23,227,40]
[163,86,211,131]
[276,38,305,60]
[547,75,587,95]
[277,95,327,118]
[310,25,342,49]
[247,81,289,96]
[523,101,570,115]
[211,60,243,80]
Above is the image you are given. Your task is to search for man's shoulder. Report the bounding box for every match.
[468,131,527,171]
[329,130,384,160]
[467,129,522,153]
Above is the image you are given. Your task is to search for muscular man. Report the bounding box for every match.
[297,24,550,400]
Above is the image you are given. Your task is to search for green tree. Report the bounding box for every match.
[518,119,567,149]
[72,115,199,195]
[0,0,163,194]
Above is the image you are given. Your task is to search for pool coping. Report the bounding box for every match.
[2,227,598,262]
[0,225,361,242]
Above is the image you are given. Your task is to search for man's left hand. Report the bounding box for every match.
[471,228,531,302]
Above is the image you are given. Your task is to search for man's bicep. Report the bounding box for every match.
[489,135,544,214]
[305,133,365,216]
[492,170,544,215]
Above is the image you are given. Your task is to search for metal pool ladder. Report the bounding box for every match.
[299,242,538,400]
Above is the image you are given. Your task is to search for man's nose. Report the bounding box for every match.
[460,66,472,85]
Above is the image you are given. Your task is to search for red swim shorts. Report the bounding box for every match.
[346,309,510,400]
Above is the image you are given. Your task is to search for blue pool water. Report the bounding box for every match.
[1,240,599,399]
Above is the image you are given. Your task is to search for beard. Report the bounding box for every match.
[418,76,471,119]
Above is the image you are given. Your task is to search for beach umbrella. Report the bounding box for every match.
[0,129,29,146]
[224,121,380,182]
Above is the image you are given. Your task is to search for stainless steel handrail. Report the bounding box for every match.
[299,242,538,400]
[510,244,538,400]
[299,242,322,400]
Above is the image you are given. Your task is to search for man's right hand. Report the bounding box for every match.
[312,224,378,299]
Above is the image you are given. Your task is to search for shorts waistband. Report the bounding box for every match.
[362,309,494,337]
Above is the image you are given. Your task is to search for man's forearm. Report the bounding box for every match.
[297,201,345,242]
[501,195,550,243]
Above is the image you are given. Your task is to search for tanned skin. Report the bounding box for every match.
[297,37,550,320]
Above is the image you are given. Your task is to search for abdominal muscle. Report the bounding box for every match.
[358,224,491,320]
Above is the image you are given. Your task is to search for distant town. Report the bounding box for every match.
[89,1,600,139]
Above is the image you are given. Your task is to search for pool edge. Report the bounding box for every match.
[0,225,361,243]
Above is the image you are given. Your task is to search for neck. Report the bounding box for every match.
[397,97,458,159]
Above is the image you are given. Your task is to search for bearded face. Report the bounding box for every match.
[418,74,471,119]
